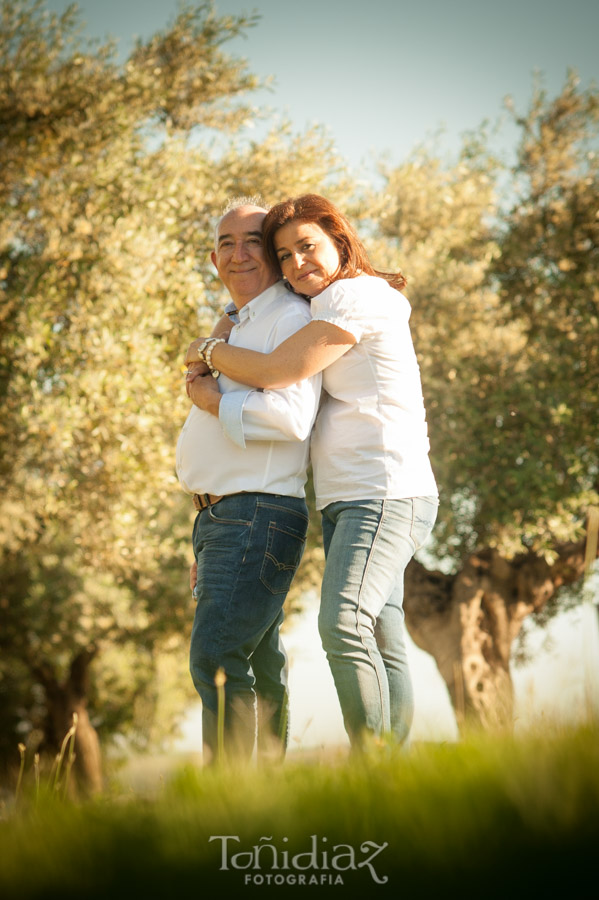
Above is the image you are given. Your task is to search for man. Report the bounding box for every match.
[176,199,320,762]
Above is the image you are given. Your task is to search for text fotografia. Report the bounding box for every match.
[209,834,389,886]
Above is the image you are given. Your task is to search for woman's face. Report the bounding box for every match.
[273,220,341,297]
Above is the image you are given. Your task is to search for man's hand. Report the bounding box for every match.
[190,560,197,594]
[188,371,221,416]
[185,362,209,397]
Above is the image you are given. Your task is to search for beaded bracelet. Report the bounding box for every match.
[204,337,225,378]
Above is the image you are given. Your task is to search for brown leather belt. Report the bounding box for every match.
[192,492,224,511]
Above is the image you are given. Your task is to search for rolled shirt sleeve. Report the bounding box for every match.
[219,377,321,449]
[218,388,249,448]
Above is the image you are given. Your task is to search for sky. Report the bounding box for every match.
[40,0,599,748]
[44,0,599,174]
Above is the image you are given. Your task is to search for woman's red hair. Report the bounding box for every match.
[262,194,406,292]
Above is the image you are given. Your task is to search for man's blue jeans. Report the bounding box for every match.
[189,492,308,761]
[319,497,438,747]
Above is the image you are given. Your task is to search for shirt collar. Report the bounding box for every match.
[236,280,286,324]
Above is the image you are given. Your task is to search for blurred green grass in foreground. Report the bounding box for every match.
[1,723,597,898]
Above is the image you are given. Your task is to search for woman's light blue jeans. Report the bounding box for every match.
[319,497,438,747]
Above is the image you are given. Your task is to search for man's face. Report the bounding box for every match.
[211,206,277,308]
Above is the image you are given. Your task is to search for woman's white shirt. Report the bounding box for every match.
[309,275,438,510]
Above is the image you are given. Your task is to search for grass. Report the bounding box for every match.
[0,722,598,898]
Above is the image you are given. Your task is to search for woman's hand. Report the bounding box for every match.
[185,338,210,369]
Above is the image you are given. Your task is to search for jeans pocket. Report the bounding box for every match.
[260,523,306,595]
[207,505,252,527]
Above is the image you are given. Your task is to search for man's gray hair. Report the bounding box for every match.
[213,195,270,246]
[221,195,269,216]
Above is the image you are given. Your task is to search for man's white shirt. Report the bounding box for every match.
[176,282,321,499]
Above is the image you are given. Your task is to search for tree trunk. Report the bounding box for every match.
[404,539,590,730]
[35,647,103,795]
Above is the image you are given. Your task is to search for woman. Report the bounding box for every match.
[186,194,438,749]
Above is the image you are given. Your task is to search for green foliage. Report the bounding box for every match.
[1,724,598,897]
[489,74,599,556]
[0,0,344,760]
[367,79,599,563]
